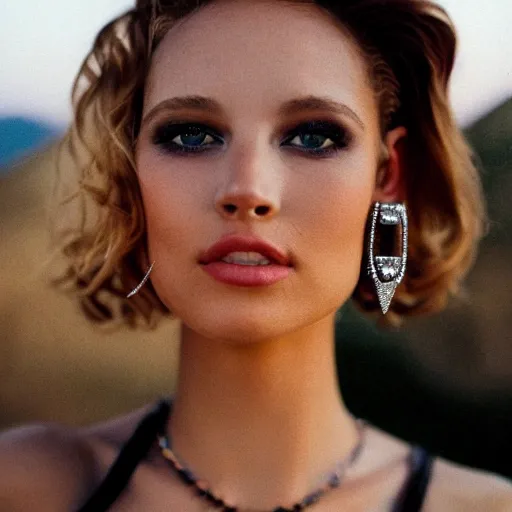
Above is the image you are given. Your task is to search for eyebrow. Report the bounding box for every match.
[142,96,224,127]
[141,94,365,130]
[278,96,365,130]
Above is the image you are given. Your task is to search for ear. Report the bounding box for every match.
[372,126,407,203]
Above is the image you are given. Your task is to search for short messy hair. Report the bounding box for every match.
[53,0,487,328]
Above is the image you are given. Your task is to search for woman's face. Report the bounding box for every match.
[136,0,387,343]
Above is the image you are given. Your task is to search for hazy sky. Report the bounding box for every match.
[1,0,511,127]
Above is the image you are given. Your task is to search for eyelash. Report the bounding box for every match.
[151,120,352,157]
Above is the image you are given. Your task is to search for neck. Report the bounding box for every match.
[169,315,359,509]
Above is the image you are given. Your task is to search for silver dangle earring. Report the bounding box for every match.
[127,262,155,298]
[367,202,408,314]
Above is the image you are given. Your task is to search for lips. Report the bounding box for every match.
[199,234,292,267]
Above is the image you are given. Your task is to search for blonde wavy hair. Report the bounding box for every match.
[53,0,487,328]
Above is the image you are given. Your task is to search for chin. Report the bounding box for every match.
[179,296,341,347]
[183,307,295,344]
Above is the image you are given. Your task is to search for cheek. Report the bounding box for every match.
[136,157,208,311]
[289,159,375,296]
[293,154,374,241]
[136,153,208,262]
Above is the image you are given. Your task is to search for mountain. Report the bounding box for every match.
[0,116,62,171]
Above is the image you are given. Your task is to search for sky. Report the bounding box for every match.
[1,0,511,128]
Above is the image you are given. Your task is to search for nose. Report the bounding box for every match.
[216,191,278,221]
[214,144,281,222]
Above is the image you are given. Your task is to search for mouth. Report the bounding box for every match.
[199,234,292,267]
[217,251,275,266]
[199,234,293,287]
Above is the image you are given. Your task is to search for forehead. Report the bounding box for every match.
[144,0,374,119]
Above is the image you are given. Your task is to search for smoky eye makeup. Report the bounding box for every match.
[151,121,224,155]
[150,118,354,157]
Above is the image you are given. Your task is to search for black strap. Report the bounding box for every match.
[77,400,171,512]
[393,446,434,512]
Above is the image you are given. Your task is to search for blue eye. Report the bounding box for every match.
[282,121,350,156]
[290,133,331,149]
[178,127,210,147]
[152,123,222,153]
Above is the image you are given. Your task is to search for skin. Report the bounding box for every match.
[0,1,510,511]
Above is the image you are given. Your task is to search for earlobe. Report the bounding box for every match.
[373,126,407,203]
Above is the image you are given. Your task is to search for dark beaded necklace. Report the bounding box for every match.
[157,412,366,512]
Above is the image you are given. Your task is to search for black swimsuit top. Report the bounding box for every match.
[77,400,433,512]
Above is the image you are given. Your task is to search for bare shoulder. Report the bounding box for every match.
[425,457,512,511]
[0,405,152,512]
[0,422,98,511]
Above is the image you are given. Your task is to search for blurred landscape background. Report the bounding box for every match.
[1,0,511,481]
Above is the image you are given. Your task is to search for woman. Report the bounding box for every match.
[1,0,511,510]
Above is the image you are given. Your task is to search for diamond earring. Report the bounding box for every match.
[127,262,155,298]
[367,202,408,314]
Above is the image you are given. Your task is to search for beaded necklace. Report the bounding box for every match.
[157,415,366,512]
